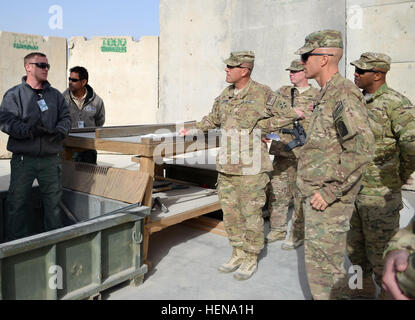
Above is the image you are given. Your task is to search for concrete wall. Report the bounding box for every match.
[346,0,415,102]
[0,31,67,157]
[1,1,413,157]
[68,36,159,126]
[159,0,415,123]
[159,0,346,123]
[230,0,346,91]
[158,0,232,123]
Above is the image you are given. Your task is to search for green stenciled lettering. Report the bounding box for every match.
[101,46,127,53]
[13,43,39,50]
[12,34,39,51]
[100,38,127,53]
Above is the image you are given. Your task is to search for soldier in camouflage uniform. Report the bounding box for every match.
[383,216,415,300]
[294,30,375,300]
[345,52,415,299]
[183,51,302,280]
[266,60,319,249]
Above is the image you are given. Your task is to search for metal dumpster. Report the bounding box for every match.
[0,188,150,300]
[0,187,44,242]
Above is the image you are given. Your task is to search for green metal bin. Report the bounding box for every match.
[0,188,150,300]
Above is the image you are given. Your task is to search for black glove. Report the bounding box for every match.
[30,120,55,139]
[48,130,66,143]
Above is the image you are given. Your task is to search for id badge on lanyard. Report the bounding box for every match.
[37,93,48,112]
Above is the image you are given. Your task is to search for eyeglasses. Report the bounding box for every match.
[30,62,50,69]
[355,68,386,75]
[300,52,334,62]
[68,77,81,82]
[226,65,251,70]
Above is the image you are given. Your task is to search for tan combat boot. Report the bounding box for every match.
[233,252,258,281]
[218,247,245,273]
[281,236,304,250]
[265,229,286,243]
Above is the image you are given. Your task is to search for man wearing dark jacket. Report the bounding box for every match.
[0,52,71,241]
[63,66,105,164]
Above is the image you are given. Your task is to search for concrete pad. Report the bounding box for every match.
[104,221,312,300]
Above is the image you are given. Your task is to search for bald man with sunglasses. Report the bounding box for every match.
[345,52,415,299]
[294,30,375,300]
[0,52,71,241]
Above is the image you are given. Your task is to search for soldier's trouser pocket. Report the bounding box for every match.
[303,197,354,300]
[218,173,269,253]
[38,155,63,231]
[347,193,401,284]
[6,154,37,241]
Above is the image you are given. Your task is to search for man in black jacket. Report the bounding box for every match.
[0,52,71,241]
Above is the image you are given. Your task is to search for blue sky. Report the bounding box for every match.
[0,0,160,40]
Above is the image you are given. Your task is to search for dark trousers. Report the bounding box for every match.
[6,154,63,241]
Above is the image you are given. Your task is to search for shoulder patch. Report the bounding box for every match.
[332,101,344,120]
[266,93,277,106]
[335,120,349,138]
[332,101,356,141]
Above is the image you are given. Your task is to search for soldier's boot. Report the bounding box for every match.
[343,275,377,300]
[265,229,286,243]
[281,233,304,250]
[218,247,245,273]
[233,252,258,281]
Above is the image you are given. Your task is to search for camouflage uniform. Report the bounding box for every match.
[346,53,415,291]
[267,60,319,242]
[196,51,298,257]
[383,216,415,299]
[294,31,375,300]
[384,217,415,258]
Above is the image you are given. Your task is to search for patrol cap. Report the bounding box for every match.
[224,51,255,67]
[350,52,391,72]
[295,30,343,55]
[285,59,304,71]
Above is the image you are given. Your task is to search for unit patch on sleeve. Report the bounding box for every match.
[266,93,277,106]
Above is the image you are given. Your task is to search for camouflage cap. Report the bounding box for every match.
[224,51,255,66]
[295,30,343,55]
[285,59,304,71]
[350,52,391,72]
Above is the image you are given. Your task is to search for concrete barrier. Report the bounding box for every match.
[159,0,346,123]
[68,36,159,126]
[346,0,415,102]
[159,0,415,122]
[1,2,414,155]
[158,0,232,124]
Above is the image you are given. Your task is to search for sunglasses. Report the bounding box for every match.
[355,68,386,75]
[300,52,334,62]
[30,62,50,69]
[68,77,81,82]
